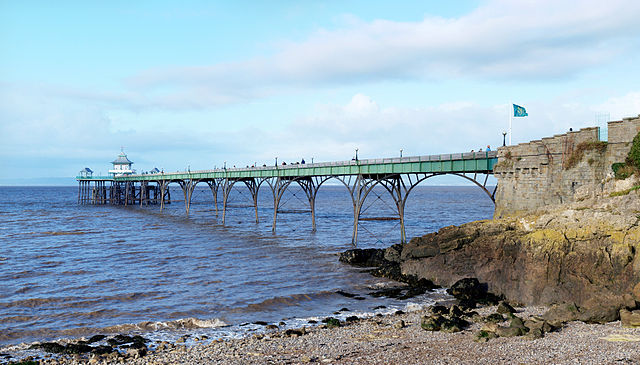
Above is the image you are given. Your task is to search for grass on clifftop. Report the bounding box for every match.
[610,185,640,197]
[564,141,607,169]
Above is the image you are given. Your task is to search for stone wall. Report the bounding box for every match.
[494,115,640,217]
[607,116,640,167]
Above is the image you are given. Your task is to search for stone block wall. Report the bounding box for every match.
[494,115,640,217]
[607,116,640,167]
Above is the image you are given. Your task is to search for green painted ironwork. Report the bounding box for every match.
[76,151,498,182]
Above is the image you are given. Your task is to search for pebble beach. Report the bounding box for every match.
[20,305,640,365]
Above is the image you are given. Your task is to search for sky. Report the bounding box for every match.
[1,0,640,184]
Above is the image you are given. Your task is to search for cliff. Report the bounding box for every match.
[399,175,640,309]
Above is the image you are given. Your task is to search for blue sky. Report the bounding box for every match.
[1,0,639,183]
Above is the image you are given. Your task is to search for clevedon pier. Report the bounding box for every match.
[77,151,498,244]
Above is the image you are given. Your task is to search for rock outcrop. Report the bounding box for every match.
[397,176,640,316]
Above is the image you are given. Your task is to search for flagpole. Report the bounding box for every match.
[509,102,512,145]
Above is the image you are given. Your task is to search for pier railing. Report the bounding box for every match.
[77,151,497,181]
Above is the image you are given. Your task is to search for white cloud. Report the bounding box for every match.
[2,85,639,178]
[119,0,640,110]
[343,93,379,117]
[254,91,640,164]
[594,92,640,121]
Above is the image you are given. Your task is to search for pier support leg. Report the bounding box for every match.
[267,177,292,233]
[296,176,330,232]
[221,179,234,225]
[124,182,130,206]
[159,180,170,211]
[139,181,146,206]
[206,180,221,216]
[378,175,408,244]
[180,180,199,216]
[241,178,261,224]
[336,175,368,246]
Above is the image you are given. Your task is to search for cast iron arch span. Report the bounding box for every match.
[221,178,266,225]
[334,172,495,245]
[267,175,332,234]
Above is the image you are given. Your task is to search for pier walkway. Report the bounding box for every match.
[77,151,498,244]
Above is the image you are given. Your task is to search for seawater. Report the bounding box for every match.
[0,184,494,349]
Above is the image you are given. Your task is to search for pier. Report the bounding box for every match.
[77,151,498,244]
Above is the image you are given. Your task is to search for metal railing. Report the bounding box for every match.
[77,151,498,181]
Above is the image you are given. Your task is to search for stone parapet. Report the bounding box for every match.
[494,115,640,217]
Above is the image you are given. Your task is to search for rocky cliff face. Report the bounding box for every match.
[398,176,640,309]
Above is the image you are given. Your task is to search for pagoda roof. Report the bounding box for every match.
[112,152,133,165]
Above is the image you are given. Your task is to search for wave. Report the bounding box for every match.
[38,230,103,236]
[228,291,337,314]
[0,316,229,348]
[0,291,162,309]
[100,317,229,333]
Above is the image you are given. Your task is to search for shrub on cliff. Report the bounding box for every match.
[626,131,640,170]
[611,131,640,179]
[612,163,634,180]
[564,141,607,169]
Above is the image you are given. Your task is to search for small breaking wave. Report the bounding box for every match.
[102,317,228,333]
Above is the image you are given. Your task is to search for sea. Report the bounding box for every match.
[0,184,494,354]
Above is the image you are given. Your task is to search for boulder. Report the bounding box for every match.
[87,335,106,344]
[420,313,468,333]
[577,297,622,324]
[441,316,469,333]
[509,316,526,330]
[449,305,464,318]
[90,345,113,355]
[497,301,516,314]
[633,283,640,302]
[447,278,485,301]
[495,326,525,337]
[620,308,640,328]
[421,315,444,331]
[622,294,637,309]
[524,317,553,334]
[542,303,580,327]
[345,316,359,323]
[384,244,403,263]
[481,322,499,332]
[126,347,147,359]
[440,321,462,333]
[284,329,305,337]
[429,305,449,316]
[324,317,341,329]
[31,342,66,354]
[484,313,505,323]
[474,330,498,342]
[457,299,477,310]
[339,249,386,267]
[524,327,544,340]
